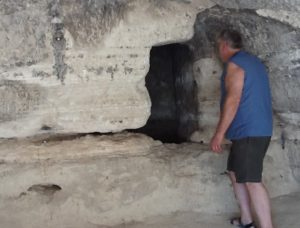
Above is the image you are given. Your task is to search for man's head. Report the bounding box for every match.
[217,29,243,62]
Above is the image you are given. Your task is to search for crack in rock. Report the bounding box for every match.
[49,0,67,84]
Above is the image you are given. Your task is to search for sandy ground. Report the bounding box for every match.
[105,191,300,228]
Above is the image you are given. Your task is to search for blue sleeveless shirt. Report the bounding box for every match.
[221,51,273,140]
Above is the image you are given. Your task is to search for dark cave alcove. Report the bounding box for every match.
[133,43,198,143]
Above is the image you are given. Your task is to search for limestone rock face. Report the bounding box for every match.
[0,1,300,227]
[0,0,214,137]
[0,133,298,227]
[1,0,300,140]
[187,5,300,143]
[212,0,300,11]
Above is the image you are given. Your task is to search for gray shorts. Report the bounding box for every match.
[227,136,271,183]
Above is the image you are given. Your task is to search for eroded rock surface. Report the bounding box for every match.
[0,1,300,227]
[0,133,299,227]
[1,0,300,142]
[188,5,300,142]
[0,0,214,137]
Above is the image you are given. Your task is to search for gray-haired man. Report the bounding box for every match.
[210,29,274,228]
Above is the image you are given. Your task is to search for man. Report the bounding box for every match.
[210,29,274,228]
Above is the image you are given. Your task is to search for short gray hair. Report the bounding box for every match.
[218,29,243,49]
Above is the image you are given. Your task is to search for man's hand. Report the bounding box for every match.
[210,132,224,153]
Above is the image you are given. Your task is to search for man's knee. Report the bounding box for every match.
[245,182,263,191]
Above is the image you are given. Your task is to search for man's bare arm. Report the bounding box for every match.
[210,62,244,152]
[216,62,244,136]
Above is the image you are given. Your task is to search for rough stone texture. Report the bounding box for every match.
[0,133,299,227]
[190,57,222,143]
[0,0,299,140]
[0,0,300,227]
[257,9,300,28]
[186,6,300,180]
[102,192,300,228]
[212,0,300,12]
[187,5,300,144]
[0,0,214,137]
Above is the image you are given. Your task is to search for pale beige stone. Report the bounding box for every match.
[0,133,298,227]
[257,9,300,28]
[0,0,215,138]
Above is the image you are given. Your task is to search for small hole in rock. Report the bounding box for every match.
[27,184,62,195]
[41,125,52,131]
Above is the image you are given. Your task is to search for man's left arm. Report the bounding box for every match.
[210,62,245,153]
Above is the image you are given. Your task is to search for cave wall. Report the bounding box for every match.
[187,5,300,182]
[188,6,300,141]
[0,0,213,138]
[0,0,300,227]
[1,133,298,228]
[1,0,299,143]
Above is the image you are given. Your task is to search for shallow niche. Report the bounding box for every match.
[132,43,199,143]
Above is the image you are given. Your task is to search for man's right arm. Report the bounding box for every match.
[210,62,244,152]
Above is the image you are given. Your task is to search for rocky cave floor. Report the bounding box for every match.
[105,192,300,228]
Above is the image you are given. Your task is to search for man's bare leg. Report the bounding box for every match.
[229,171,253,225]
[246,182,273,228]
